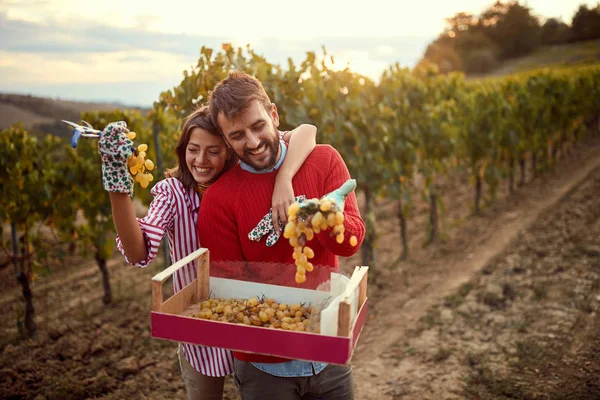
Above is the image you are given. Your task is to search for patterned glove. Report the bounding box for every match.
[97,121,134,194]
[249,195,306,247]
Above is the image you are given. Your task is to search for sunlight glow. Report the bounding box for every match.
[0,0,593,105]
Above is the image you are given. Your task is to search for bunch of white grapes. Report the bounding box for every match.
[125,131,155,188]
[283,198,357,284]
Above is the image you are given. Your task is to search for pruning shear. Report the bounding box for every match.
[62,120,102,149]
[296,179,357,218]
[62,120,136,158]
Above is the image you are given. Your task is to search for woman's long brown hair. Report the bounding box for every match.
[165,105,237,192]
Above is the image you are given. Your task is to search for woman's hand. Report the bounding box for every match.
[271,175,295,233]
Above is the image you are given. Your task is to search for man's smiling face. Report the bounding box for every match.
[217,100,281,171]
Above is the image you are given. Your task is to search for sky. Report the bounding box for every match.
[0,0,593,107]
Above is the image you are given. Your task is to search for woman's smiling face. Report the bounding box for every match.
[185,127,231,184]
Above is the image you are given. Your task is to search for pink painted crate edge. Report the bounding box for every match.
[151,298,368,365]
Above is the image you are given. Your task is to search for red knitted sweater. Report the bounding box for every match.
[198,144,365,363]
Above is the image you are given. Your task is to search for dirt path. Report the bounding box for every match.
[371,164,600,399]
[351,141,600,399]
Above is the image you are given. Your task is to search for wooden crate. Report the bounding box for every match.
[150,248,368,365]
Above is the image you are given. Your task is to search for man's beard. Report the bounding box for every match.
[239,125,280,171]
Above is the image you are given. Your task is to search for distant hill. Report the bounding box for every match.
[0,93,147,139]
[475,39,600,78]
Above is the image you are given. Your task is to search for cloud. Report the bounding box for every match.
[0,12,433,105]
[0,0,50,7]
[0,12,431,65]
[0,12,232,55]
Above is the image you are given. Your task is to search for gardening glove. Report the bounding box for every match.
[249,195,306,247]
[97,121,134,195]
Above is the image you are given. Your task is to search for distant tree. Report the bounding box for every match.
[454,31,500,73]
[478,1,510,29]
[541,18,571,45]
[445,12,477,35]
[417,38,463,74]
[570,4,600,42]
[415,1,544,74]
[479,1,542,59]
[417,19,500,75]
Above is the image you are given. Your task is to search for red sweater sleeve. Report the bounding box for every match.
[315,147,365,256]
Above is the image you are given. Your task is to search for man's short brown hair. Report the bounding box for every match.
[208,70,272,130]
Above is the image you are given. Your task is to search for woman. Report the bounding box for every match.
[98,105,316,399]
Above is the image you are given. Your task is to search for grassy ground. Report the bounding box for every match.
[477,39,600,78]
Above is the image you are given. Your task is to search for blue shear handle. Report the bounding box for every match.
[71,128,82,149]
[62,119,102,149]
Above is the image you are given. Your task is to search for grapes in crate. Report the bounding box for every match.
[283,179,359,283]
[181,296,321,333]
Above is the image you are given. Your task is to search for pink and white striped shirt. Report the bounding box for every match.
[116,177,234,377]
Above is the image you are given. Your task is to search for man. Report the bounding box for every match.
[198,70,365,400]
